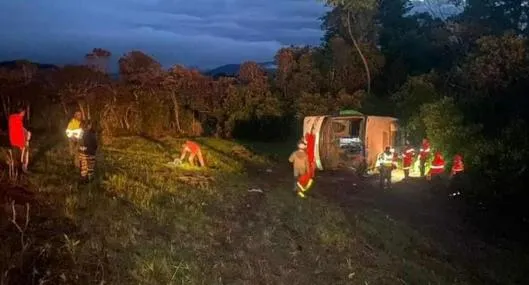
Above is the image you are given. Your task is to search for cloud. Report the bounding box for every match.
[0,0,327,69]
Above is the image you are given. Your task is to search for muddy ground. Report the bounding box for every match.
[249,165,529,284]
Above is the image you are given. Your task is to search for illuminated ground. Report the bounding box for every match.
[1,136,528,284]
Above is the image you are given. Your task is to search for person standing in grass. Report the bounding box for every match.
[66,111,83,168]
[289,139,310,198]
[78,120,98,183]
[8,106,31,175]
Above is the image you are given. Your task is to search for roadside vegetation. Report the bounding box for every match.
[2,136,528,284]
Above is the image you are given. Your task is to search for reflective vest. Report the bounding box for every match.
[66,118,83,139]
[420,141,431,160]
[451,156,464,175]
[377,152,396,168]
[66,129,83,139]
[430,154,445,175]
[402,146,415,169]
[297,173,314,193]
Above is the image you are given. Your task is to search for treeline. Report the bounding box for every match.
[1,1,529,217]
[0,42,373,141]
[371,0,529,218]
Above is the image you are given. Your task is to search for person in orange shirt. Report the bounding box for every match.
[178,140,205,167]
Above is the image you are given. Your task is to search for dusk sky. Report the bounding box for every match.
[0,0,328,69]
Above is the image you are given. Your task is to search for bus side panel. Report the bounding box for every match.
[365,116,398,169]
[303,116,326,170]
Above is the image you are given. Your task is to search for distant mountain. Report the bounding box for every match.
[0,60,58,70]
[204,61,277,77]
[409,0,464,19]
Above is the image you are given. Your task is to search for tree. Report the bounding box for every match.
[210,77,237,137]
[118,51,163,95]
[391,72,441,126]
[52,65,108,119]
[0,61,38,121]
[222,62,282,139]
[85,48,112,73]
[321,0,379,95]
[274,48,296,100]
[163,65,211,134]
[459,0,529,36]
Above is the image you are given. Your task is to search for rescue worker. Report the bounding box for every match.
[8,106,31,176]
[419,138,431,177]
[377,146,397,189]
[289,139,310,198]
[449,154,465,197]
[178,140,205,167]
[78,120,98,183]
[428,151,445,180]
[402,141,415,180]
[66,111,83,168]
[297,132,316,196]
[451,154,464,177]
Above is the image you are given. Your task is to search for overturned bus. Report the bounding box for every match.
[303,110,399,172]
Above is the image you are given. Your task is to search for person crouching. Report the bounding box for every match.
[178,140,205,167]
[79,120,98,183]
[288,139,310,198]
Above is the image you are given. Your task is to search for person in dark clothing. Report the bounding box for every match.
[78,120,98,183]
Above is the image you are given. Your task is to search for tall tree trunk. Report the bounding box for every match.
[170,92,183,133]
[26,103,30,124]
[77,101,86,120]
[346,10,371,95]
[87,103,91,120]
[1,95,10,121]
[61,101,68,116]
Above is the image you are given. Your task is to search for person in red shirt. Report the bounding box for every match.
[428,151,445,180]
[419,138,431,177]
[178,140,205,167]
[451,154,464,176]
[8,106,31,175]
[401,141,415,180]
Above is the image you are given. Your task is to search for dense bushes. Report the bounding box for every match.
[391,33,529,218]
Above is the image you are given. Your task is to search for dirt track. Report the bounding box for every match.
[250,166,529,284]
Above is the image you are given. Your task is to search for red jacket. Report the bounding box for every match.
[298,133,316,190]
[185,141,201,154]
[451,155,464,175]
[8,113,26,149]
[429,152,445,176]
[402,146,415,168]
[305,132,316,176]
[420,140,431,160]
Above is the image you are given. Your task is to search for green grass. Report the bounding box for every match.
[0,135,526,284]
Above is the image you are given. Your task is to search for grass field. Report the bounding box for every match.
[0,135,527,284]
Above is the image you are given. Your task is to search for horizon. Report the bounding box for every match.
[0,1,461,71]
[0,0,328,71]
